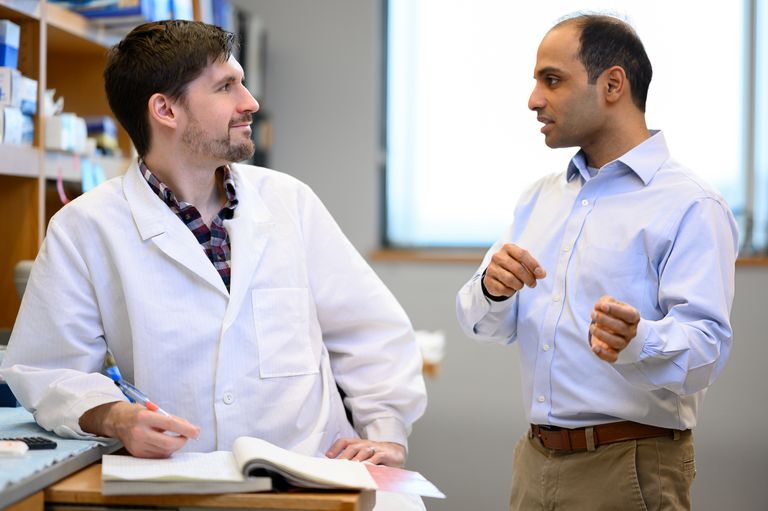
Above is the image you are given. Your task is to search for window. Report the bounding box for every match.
[385,1,750,249]
[752,0,768,250]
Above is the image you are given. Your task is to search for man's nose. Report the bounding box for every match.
[528,86,544,111]
[241,86,260,113]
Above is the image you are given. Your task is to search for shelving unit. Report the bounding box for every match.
[0,1,132,329]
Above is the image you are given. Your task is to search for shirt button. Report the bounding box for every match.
[537,395,546,403]
[553,295,561,302]
[562,244,571,252]
[543,344,551,351]
[223,392,235,405]
[581,199,589,206]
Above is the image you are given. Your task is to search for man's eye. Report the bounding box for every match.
[547,76,560,86]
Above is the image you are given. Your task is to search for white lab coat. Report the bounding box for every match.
[1,162,427,475]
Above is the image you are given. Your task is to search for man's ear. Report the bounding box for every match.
[147,93,179,129]
[603,66,627,104]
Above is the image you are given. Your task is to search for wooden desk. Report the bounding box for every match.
[44,464,375,511]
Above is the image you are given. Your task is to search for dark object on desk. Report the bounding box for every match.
[0,436,58,449]
[0,382,18,407]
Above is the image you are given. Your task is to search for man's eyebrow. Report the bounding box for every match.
[535,66,564,78]
[214,75,241,87]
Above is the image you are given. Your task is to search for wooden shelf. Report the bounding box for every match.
[0,145,40,177]
[43,151,128,181]
[0,1,134,328]
[736,256,768,267]
[45,1,121,54]
[0,1,41,23]
[370,248,486,265]
[371,248,768,267]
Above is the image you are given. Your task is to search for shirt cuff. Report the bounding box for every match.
[35,388,126,439]
[615,318,649,365]
[360,416,410,452]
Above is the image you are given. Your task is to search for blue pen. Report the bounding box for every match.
[104,350,171,417]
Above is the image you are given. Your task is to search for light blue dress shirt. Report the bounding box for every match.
[456,131,739,430]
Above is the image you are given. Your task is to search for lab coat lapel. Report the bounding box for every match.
[223,165,273,328]
[123,162,229,296]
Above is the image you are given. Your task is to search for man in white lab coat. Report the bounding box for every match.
[0,20,426,509]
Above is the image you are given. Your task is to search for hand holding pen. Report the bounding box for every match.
[84,350,200,458]
[104,351,171,416]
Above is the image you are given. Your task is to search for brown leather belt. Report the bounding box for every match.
[531,421,678,452]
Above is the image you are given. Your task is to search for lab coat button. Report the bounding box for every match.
[537,395,546,403]
[223,392,235,405]
[553,295,561,302]
[543,344,550,351]
[581,199,589,206]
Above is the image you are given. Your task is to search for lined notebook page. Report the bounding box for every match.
[102,451,243,482]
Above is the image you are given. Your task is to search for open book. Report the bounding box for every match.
[101,436,444,498]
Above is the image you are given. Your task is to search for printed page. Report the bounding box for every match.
[102,451,243,482]
[232,436,377,489]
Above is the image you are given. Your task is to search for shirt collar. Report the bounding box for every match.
[566,130,669,185]
[138,158,239,213]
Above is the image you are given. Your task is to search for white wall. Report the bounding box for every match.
[234,1,768,509]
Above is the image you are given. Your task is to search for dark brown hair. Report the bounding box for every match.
[104,20,239,156]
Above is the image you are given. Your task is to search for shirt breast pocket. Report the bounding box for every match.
[575,244,649,307]
[252,288,319,378]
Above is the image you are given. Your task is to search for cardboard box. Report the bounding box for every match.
[45,113,88,153]
[1,106,23,144]
[0,20,20,69]
[0,67,21,108]
[20,76,37,115]
[21,113,33,145]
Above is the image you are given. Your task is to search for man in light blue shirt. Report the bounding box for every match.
[456,14,738,511]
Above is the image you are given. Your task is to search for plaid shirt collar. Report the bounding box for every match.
[138,159,239,292]
[138,158,239,216]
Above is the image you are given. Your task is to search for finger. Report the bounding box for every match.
[484,268,522,296]
[335,445,362,461]
[591,310,631,336]
[367,450,395,466]
[142,432,189,458]
[325,438,351,459]
[504,244,546,280]
[591,324,628,351]
[123,427,189,458]
[142,412,200,439]
[489,256,536,290]
[494,250,538,288]
[590,339,619,363]
[595,297,640,324]
[351,445,376,462]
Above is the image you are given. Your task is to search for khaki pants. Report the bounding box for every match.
[509,428,695,511]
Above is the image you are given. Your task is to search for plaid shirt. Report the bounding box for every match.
[139,160,238,292]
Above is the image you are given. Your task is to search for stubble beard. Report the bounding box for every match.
[182,117,255,163]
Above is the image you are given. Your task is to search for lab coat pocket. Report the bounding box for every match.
[252,288,319,378]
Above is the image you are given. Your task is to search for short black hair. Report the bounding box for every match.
[104,20,239,157]
[557,14,652,112]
